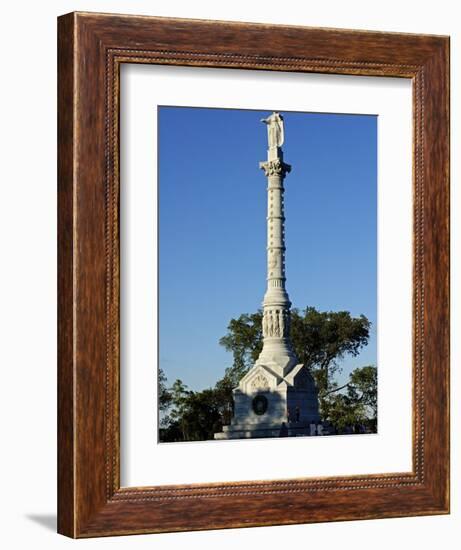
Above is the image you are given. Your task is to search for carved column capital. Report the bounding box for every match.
[259,158,291,178]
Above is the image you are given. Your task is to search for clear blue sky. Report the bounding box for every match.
[158,106,377,391]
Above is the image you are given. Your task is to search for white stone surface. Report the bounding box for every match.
[215,113,320,440]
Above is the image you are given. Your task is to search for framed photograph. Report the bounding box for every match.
[58,12,450,537]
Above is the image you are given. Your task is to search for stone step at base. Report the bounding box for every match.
[221,421,311,432]
[214,424,312,440]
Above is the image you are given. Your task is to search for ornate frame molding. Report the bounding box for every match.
[58,12,449,537]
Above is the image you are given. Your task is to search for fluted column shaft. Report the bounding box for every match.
[267,173,286,289]
[257,149,298,372]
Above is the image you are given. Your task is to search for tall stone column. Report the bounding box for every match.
[256,120,298,377]
[213,112,320,440]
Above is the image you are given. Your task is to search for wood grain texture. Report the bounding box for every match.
[57,11,450,538]
[57,12,75,537]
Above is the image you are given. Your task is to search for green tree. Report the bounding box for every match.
[348,365,377,430]
[177,389,223,441]
[168,379,192,440]
[323,365,377,432]
[158,367,172,413]
[290,307,370,392]
[219,311,263,374]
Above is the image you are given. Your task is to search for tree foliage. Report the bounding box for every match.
[159,381,229,442]
[219,311,263,373]
[322,366,377,432]
[158,368,172,413]
[290,307,370,388]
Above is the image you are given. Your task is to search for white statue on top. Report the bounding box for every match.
[261,112,284,148]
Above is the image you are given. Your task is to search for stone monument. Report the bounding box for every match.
[215,113,320,440]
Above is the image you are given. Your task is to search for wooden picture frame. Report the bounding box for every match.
[57,12,450,538]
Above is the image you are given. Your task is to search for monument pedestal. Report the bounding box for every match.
[214,363,320,440]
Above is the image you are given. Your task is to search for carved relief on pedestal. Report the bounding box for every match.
[263,308,290,338]
[273,310,280,336]
[282,309,290,337]
[262,309,270,337]
[251,373,270,391]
